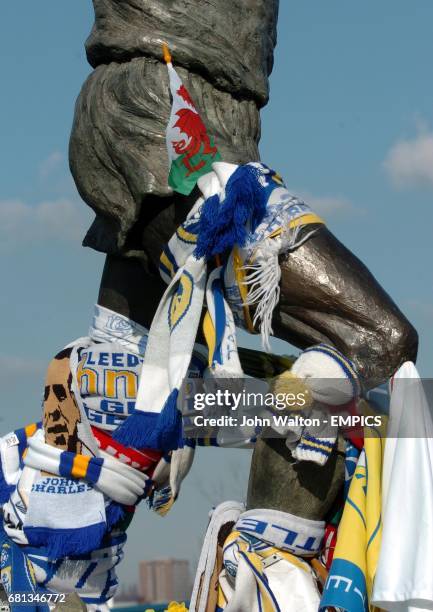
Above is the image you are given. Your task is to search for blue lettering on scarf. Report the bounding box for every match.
[297,536,317,551]
[271,524,299,546]
[31,479,93,494]
[112,353,123,367]
[84,405,132,427]
[271,524,317,550]
[100,399,133,414]
[87,352,96,365]
[98,353,109,366]
[33,483,46,493]
[81,351,142,369]
[85,407,103,424]
[127,354,140,367]
[236,518,267,535]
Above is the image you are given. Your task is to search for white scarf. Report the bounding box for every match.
[372,362,433,611]
[89,303,149,355]
[113,175,242,451]
[190,500,245,611]
[191,502,324,612]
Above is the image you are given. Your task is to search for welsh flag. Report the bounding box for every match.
[163,44,220,196]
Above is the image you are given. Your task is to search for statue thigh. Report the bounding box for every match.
[246,228,417,518]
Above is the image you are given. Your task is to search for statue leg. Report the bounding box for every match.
[247,437,345,517]
[247,227,417,516]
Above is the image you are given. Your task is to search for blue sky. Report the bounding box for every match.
[1,0,432,589]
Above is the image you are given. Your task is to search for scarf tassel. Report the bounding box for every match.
[241,254,281,352]
[24,522,106,560]
[194,165,268,260]
[113,389,183,452]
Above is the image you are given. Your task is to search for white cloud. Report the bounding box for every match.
[303,194,356,216]
[384,130,433,189]
[38,151,64,180]
[0,197,90,249]
[296,191,358,217]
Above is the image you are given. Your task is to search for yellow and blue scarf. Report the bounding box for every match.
[320,425,384,611]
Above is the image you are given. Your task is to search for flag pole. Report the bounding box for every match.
[162,43,172,65]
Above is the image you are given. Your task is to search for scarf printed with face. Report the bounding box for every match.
[43,347,83,454]
[0,423,150,597]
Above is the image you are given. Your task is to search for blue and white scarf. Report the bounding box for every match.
[114,162,324,452]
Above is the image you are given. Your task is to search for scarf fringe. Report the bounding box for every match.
[112,411,157,448]
[240,222,311,351]
[241,254,281,352]
[24,522,106,559]
[113,390,183,452]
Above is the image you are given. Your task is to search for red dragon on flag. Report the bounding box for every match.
[172,85,218,177]
[163,44,221,196]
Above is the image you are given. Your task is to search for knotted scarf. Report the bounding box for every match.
[114,162,324,452]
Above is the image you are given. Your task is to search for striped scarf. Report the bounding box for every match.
[0,425,150,605]
[1,426,149,558]
[270,344,361,465]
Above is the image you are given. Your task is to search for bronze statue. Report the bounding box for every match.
[68,0,417,522]
[0,3,417,609]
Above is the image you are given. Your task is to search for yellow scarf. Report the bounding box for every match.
[320,423,385,611]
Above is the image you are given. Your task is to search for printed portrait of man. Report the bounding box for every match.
[43,347,82,453]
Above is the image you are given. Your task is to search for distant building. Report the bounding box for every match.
[139,559,191,603]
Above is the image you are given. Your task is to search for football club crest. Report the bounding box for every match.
[168,271,194,332]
